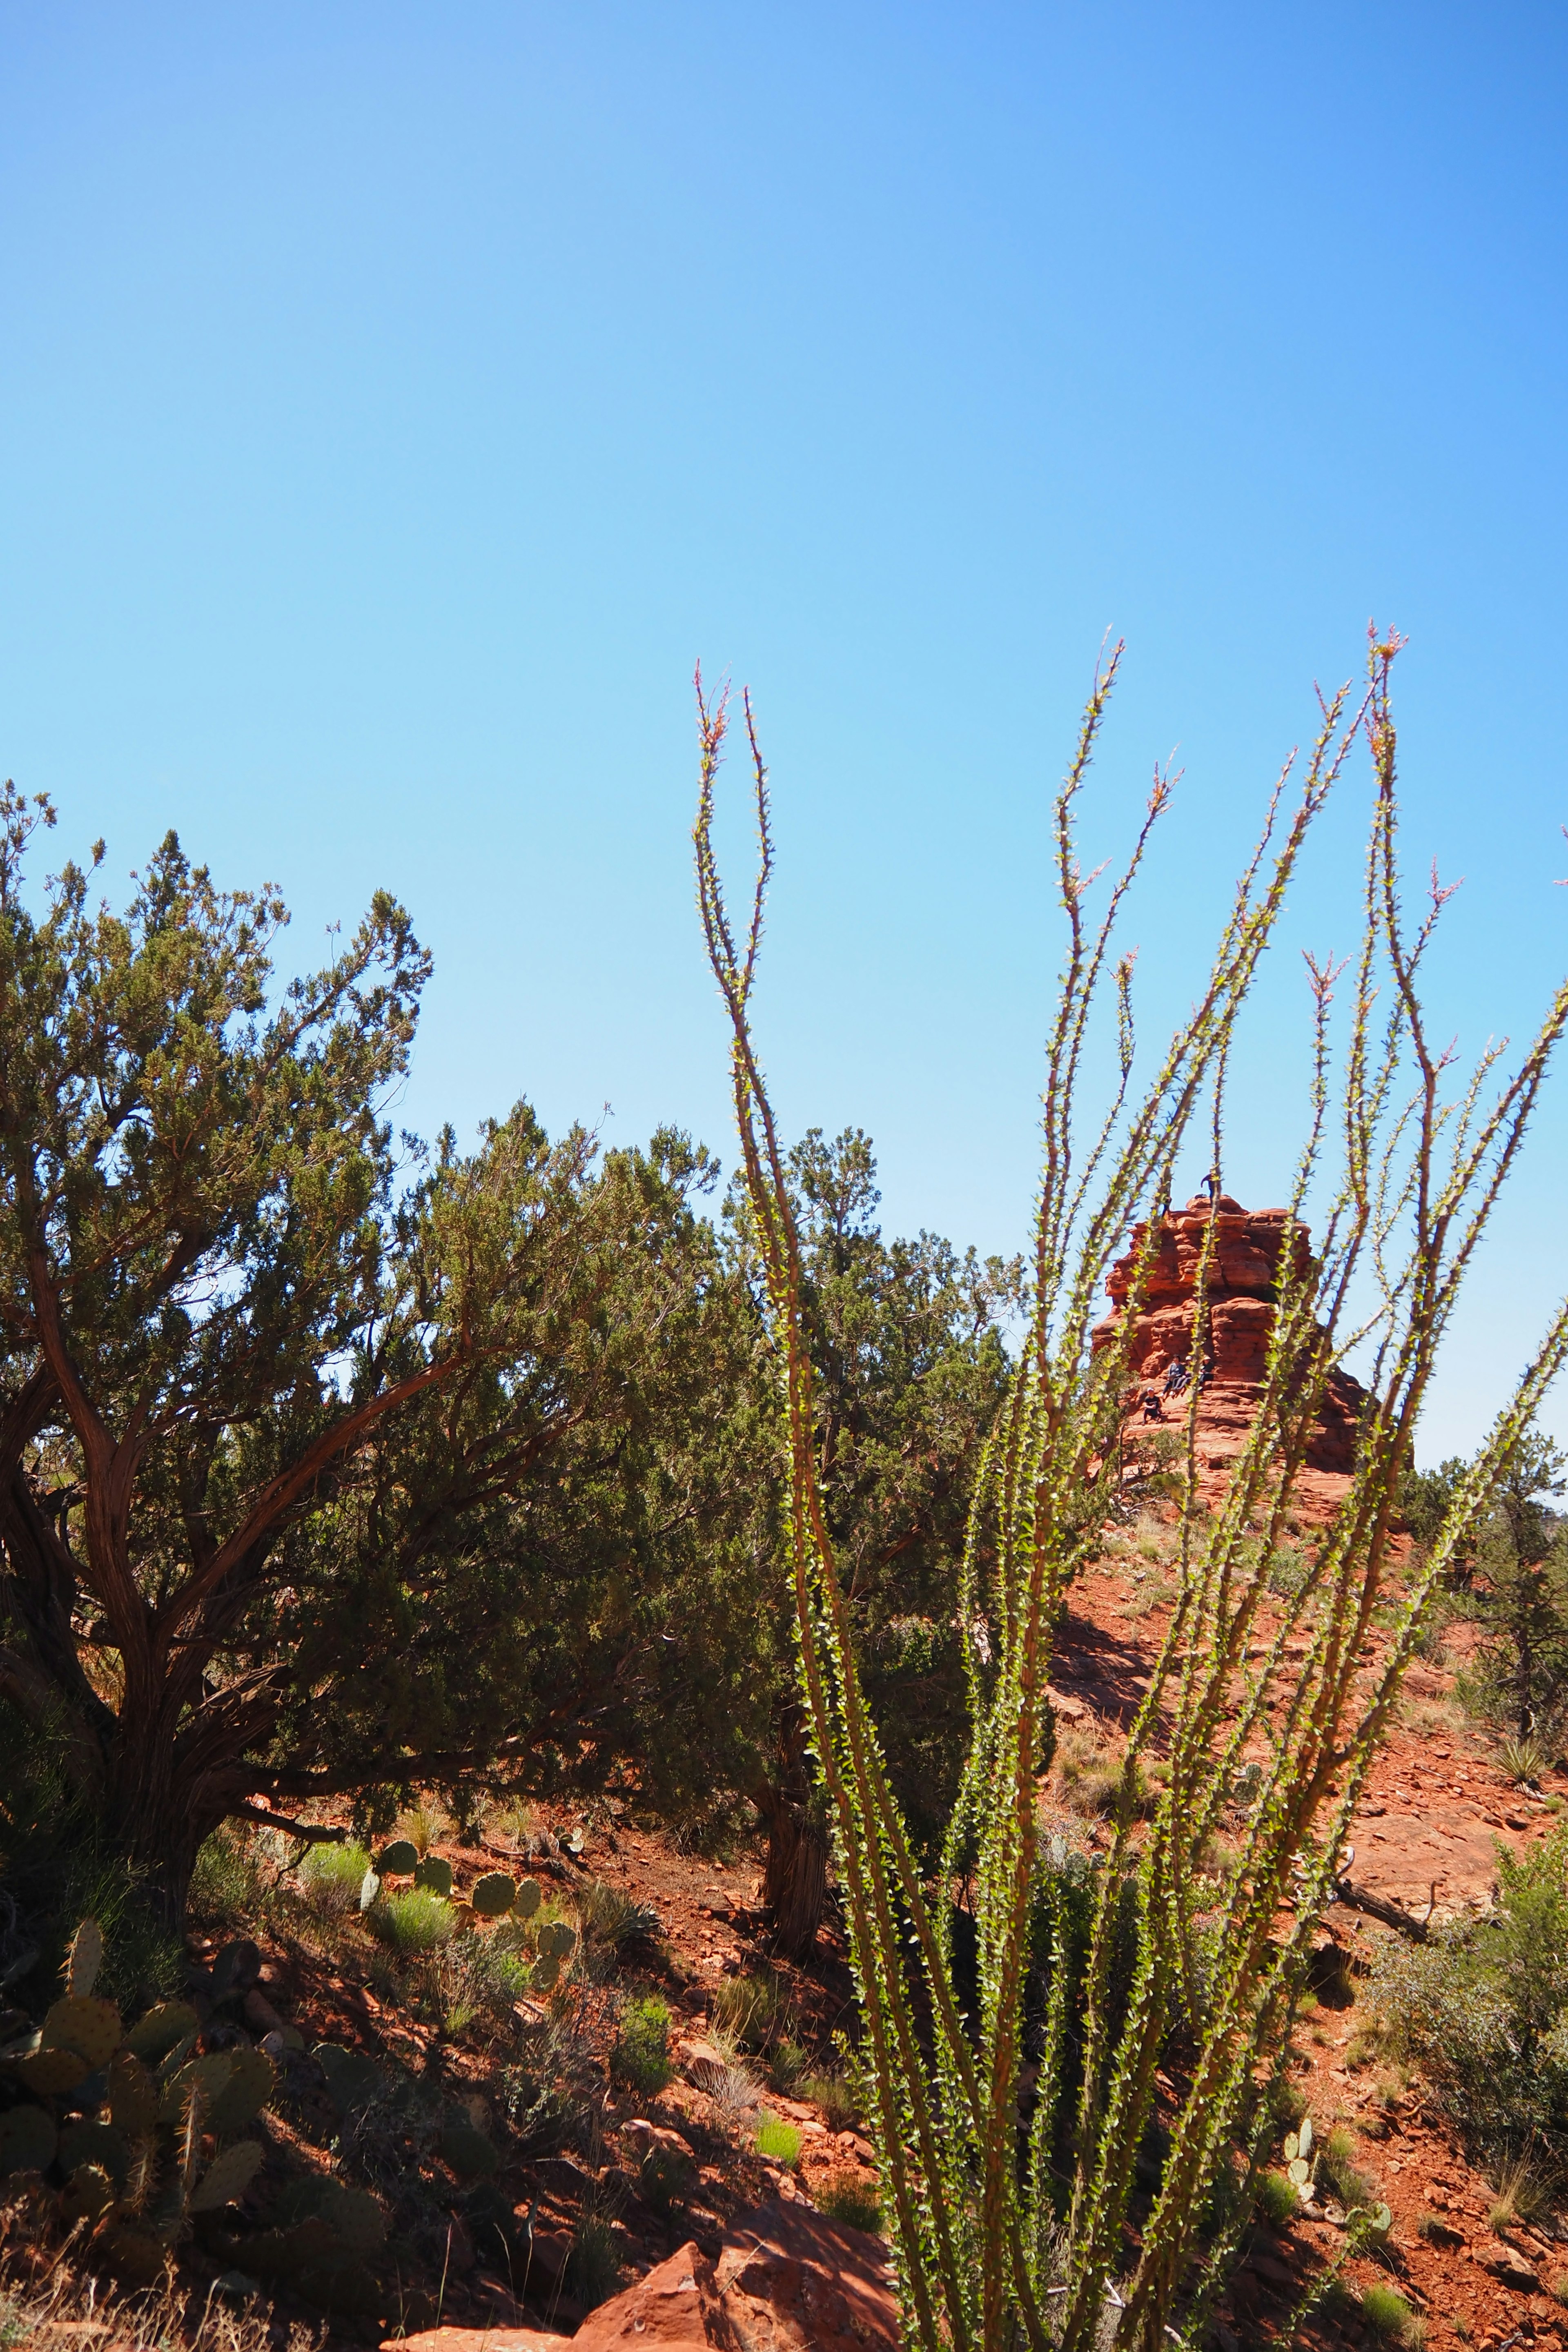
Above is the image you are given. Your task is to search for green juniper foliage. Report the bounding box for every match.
[1451,1426,1568,1745]
[694,634,1568,2350]
[0,786,775,1917]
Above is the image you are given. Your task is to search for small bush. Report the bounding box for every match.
[397,1802,440,1857]
[567,2213,622,2310]
[769,2036,809,2091]
[714,1970,786,2054]
[755,2118,802,2165]
[1318,2124,1376,2212]
[804,2074,859,2131]
[577,1880,662,1955]
[189,1827,269,1924]
[612,1994,674,2095]
[1370,1825,1568,2163]
[300,1839,372,1917]
[1360,2282,1423,2343]
[371,1886,456,1953]
[1255,2168,1298,2227]
[815,2170,882,2233]
[1499,1732,1553,1787]
[1488,2151,1554,2228]
[637,2138,691,2211]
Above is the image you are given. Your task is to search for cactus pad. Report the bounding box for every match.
[277,2177,387,2251]
[439,2121,499,2178]
[413,1855,453,1897]
[42,1995,122,2068]
[103,2223,169,2286]
[66,1918,104,2000]
[108,2048,158,2139]
[0,2103,58,2173]
[59,2120,129,2188]
[208,2046,276,2138]
[529,1953,560,1995]
[314,2042,384,2110]
[17,2045,90,2095]
[512,1877,542,1920]
[125,2000,201,2065]
[377,1839,418,1877]
[62,2162,118,2226]
[537,1921,576,1963]
[159,2051,235,2123]
[471,1872,517,1918]
[190,2138,265,2212]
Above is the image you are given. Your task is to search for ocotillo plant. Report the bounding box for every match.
[694,632,1568,2352]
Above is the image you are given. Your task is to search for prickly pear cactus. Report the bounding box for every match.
[377,1839,419,1877]
[0,1918,286,2288]
[512,1877,542,1921]
[471,1872,517,1918]
[413,1855,453,1898]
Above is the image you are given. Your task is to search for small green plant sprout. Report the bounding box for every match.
[1361,2282,1424,2343]
[377,1839,419,1877]
[755,2117,803,2166]
[471,1872,518,1918]
[413,1855,454,1897]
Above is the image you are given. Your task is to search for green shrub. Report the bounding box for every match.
[300,1840,372,1917]
[754,2118,802,2165]
[577,1880,662,1955]
[815,2172,883,2234]
[1370,1825,1568,2162]
[1317,2124,1377,2211]
[713,1971,786,2054]
[370,1886,456,1953]
[803,2074,858,2131]
[769,2036,809,2091]
[612,1995,674,2095]
[1255,2168,1298,2226]
[1361,2282,1423,2343]
[566,2213,622,2310]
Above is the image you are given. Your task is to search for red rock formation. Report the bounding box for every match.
[1092,1194,1367,1476]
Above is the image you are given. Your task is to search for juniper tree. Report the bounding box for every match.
[0,795,771,1918]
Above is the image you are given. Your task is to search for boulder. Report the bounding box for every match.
[383,2199,899,2352]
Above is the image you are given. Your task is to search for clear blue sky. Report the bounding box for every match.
[2,3,1566,1459]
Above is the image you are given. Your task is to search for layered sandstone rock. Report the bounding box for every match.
[1093,1194,1367,1475]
